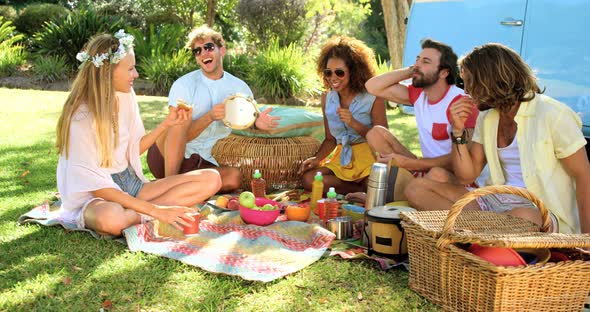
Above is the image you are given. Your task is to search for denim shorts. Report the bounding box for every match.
[111,167,144,197]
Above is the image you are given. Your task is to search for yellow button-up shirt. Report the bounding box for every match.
[473,94,586,233]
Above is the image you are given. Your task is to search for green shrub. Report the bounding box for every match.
[128,24,187,62]
[0,16,25,77]
[223,51,252,83]
[376,55,392,75]
[138,49,193,95]
[14,3,68,35]
[33,9,124,69]
[0,5,16,22]
[248,41,315,100]
[32,55,69,82]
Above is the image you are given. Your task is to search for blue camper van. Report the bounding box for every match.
[403,0,590,156]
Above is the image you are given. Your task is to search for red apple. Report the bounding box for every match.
[227,199,240,210]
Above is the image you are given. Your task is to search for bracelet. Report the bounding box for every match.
[451,129,468,145]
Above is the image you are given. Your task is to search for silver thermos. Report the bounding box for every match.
[363,162,389,247]
[365,162,388,211]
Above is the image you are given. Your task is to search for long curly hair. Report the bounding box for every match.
[316,36,377,94]
[459,43,543,112]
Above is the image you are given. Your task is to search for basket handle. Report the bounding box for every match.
[436,185,552,250]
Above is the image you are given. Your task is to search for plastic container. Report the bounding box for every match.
[326,187,339,220]
[239,198,282,226]
[182,212,201,235]
[310,172,324,210]
[286,204,311,222]
[251,169,266,198]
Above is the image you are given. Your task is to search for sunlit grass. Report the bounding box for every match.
[0,88,434,311]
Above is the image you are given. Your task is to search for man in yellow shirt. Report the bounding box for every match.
[409,43,590,234]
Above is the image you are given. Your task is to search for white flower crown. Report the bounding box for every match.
[76,29,135,68]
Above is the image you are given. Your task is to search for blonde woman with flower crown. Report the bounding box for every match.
[55,31,222,236]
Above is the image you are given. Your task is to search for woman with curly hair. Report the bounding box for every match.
[298,36,387,194]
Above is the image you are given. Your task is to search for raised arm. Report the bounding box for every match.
[186,103,223,142]
[337,97,388,138]
[365,66,413,104]
[449,97,487,184]
[139,106,191,154]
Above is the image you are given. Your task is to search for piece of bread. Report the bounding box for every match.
[176,99,191,111]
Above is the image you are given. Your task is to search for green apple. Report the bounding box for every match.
[239,191,256,208]
[262,204,275,211]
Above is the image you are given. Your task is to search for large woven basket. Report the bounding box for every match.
[211,134,320,191]
[400,185,590,312]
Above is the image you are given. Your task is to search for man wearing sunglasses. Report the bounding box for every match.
[361,39,480,201]
[147,25,280,192]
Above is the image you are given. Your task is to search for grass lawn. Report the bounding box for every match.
[0,88,438,311]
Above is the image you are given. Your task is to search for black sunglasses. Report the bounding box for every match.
[192,42,216,56]
[323,69,346,78]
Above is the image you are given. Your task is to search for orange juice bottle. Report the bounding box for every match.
[326,187,339,220]
[310,172,324,211]
[251,169,266,198]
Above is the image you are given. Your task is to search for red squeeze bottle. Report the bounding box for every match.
[251,169,266,198]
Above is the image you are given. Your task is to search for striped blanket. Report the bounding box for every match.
[18,203,335,282]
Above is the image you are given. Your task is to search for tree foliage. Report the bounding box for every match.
[237,0,307,48]
[357,0,389,60]
[302,0,371,52]
[74,0,242,44]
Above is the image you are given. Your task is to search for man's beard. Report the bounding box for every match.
[412,69,439,88]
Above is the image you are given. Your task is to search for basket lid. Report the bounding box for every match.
[446,231,590,249]
[400,210,540,238]
[401,211,590,249]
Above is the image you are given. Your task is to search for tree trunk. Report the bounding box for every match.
[381,0,412,68]
[206,0,218,27]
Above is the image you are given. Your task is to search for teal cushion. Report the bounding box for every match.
[232,105,324,138]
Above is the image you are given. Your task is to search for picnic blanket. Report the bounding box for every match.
[18,203,335,282]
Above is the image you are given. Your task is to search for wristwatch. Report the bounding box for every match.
[451,129,468,144]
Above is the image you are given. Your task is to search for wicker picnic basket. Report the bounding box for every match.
[211,134,320,191]
[400,185,590,312]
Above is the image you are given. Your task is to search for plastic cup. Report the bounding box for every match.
[182,212,201,235]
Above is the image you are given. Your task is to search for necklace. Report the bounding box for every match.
[497,103,520,147]
[498,119,517,147]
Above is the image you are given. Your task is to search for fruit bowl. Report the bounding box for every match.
[239,198,282,226]
[286,204,310,222]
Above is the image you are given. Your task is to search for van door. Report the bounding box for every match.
[402,0,527,67]
[520,0,590,136]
